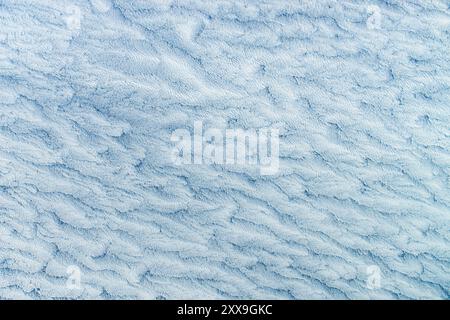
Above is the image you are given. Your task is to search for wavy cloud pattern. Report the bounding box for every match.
[0,0,449,299]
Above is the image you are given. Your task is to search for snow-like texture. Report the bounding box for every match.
[0,0,449,300]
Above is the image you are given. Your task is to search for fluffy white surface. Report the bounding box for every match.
[0,0,449,299]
